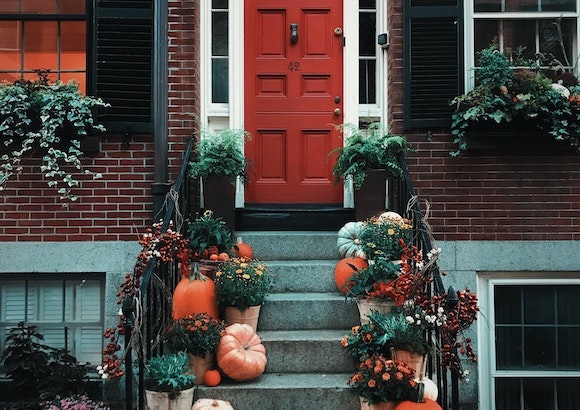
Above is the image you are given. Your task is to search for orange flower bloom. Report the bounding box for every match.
[381,373,391,381]
[367,379,376,388]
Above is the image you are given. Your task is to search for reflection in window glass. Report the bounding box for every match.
[359,3,376,104]
[475,0,576,12]
[212,58,228,103]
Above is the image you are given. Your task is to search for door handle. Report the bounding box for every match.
[290,24,298,43]
[334,108,341,116]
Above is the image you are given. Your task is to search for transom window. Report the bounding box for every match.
[0,0,86,91]
[467,0,579,87]
[0,275,104,364]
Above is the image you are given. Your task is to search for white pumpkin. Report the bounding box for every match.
[414,376,438,401]
[192,398,234,410]
[336,221,366,259]
[379,211,403,222]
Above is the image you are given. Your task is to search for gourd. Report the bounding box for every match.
[192,398,234,410]
[334,257,368,295]
[232,236,253,259]
[379,211,402,221]
[216,323,267,382]
[336,221,366,259]
[203,369,222,387]
[172,263,219,319]
[416,377,438,401]
[395,399,442,410]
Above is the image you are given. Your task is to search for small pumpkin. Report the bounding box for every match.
[415,377,438,401]
[172,263,219,320]
[203,369,222,387]
[232,236,253,259]
[334,257,368,295]
[192,398,234,410]
[216,323,267,382]
[379,211,403,222]
[395,399,442,410]
[336,221,366,259]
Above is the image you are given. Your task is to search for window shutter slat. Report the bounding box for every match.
[2,283,26,321]
[404,2,463,129]
[93,0,153,133]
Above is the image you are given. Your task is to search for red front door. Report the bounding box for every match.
[244,0,344,204]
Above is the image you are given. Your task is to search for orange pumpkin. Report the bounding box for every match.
[203,369,222,387]
[172,263,219,320]
[395,399,442,410]
[216,323,266,382]
[334,257,368,295]
[232,237,253,259]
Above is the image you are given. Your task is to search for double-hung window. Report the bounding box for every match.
[0,274,105,364]
[467,0,579,89]
[480,275,580,409]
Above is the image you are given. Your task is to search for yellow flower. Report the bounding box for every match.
[240,263,248,268]
[258,264,265,270]
[215,271,222,277]
[236,269,243,274]
[242,274,250,280]
[255,269,263,276]
[387,228,395,235]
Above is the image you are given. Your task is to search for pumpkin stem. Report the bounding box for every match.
[236,236,244,244]
[190,262,210,282]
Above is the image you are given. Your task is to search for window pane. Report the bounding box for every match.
[359,12,376,56]
[359,59,376,104]
[524,327,555,368]
[558,379,580,408]
[506,0,539,12]
[212,11,228,56]
[59,0,85,14]
[524,286,554,324]
[212,0,228,9]
[474,20,499,59]
[34,282,64,322]
[496,326,522,368]
[60,21,86,70]
[522,378,555,410]
[539,19,574,68]
[360,0,376,10]
[497,378,580,410]
[475,0,502,12]
[24,21,58,71]
[212,58,228,103]
[22,0,57,13]
[502,20,536,60]
[60,72,85,92]
[495,378,521,410]
[558,327,580,368]
[541,0,575,12]
[0,21,21,71]
[558,286,580,325]
[495,286,521,324]
[1,282,26,321]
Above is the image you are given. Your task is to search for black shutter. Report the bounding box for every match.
[91,0,153,134]
[403,2,463,129]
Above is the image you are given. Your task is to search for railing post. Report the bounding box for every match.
[122,295,135,410]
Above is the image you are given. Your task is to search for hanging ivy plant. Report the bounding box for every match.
[0,70,109,202]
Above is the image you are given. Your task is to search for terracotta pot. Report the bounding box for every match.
[392,349,427,380]
[224,305,261,332]
[145,386,194,410]
[360,396,396,410]
[356,298,396,324]
[188,352,215,385]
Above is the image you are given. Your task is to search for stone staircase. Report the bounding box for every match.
[194,231,360,409]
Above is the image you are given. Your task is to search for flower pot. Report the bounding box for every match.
[145,386,195,410]
[188,352,215,385]
[356,299,396,325]
[359,396,396,410]
[202,174,236,231]
[392,349,427,380]
[224,305,261,332]
[354,169,399,221]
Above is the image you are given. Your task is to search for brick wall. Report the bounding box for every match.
[0,1,200,242]
[386,0,579,242]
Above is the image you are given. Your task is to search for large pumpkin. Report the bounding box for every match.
[337,221,366,259]
[216,323,267,382]
[334,257,369,295]
[172,263,219,320]
[395,399,442,410]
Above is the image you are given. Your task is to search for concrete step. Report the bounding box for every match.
[194,373,359,410]
[258,292,358,331]
[268,260,339,293]
[260,329,355,374]
[236,231,341,261]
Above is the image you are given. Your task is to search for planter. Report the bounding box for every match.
[354,169,399,221]
[224,305,261,332]
[145,386,195,410]
[202,175,236,231]
[356,298,396,325]
[392,349,427,380]
[188,353,215,385]
[360,397,396,410]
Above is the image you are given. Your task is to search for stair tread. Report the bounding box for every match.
[259,329,348,341]
[197,372,353,389]
[266,292,348,301]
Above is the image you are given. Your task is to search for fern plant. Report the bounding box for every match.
[0,72,109,202]
[330,122,407,190]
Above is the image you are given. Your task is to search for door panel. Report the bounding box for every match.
[245,0,343,203]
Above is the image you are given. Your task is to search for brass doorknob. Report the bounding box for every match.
[334,108,341,116]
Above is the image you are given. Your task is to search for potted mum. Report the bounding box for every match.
[0,71,108,202]
[165,313,226,385]
[358,214,413,261]
[330,122,407,220]
[188,124,251,229]
[348,353,417,410]
[450,44,580,156]
[214,257,273,332]
[143,352,196,410]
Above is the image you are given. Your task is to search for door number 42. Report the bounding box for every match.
[288,61,300,71]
